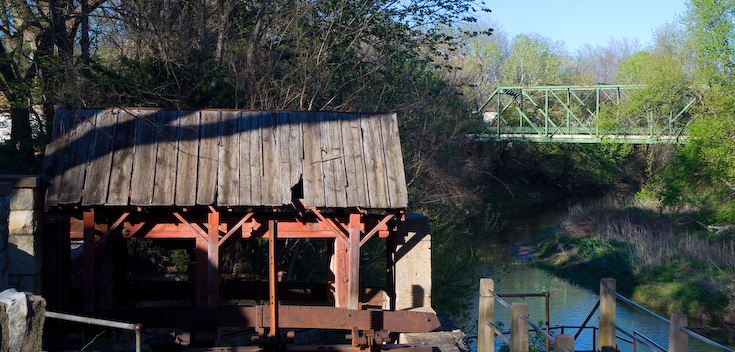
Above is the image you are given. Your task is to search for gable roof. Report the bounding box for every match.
[43,108,408,209]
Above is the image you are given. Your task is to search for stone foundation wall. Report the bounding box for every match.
[0,175,43,294]
[0,182,10,291]
[395,213,432,311]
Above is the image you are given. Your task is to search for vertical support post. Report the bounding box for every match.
[668,312,688,352]
[195,235,207,306]
[478,279,494,352]
[95,223,113,309]
[333,236,349,308]
[82,209,95,312]
[510,302,529,352]
[207,207,220,307]
[348,213,360,310]
[599,278,617,351]
[268,220,278,339]
[385,229,396,311]
[554,334,575,352]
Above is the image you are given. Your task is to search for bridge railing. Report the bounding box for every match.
[478,277,735,352]
[474,85,697,144]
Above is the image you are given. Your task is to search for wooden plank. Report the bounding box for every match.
[277,112,292,204]
[340,114,369,207]
[379,113,408,208]
[44,109,75,206]
[106,108,137,205]
[82,109,116,206]
[130,109,159,205]
[360,114,389,208]
[319,112,339,208]
[59,109,97,204]
[261,112,281,206]
[152,110,179,205]
[302,113,325,207]
[197,110,220,205]
[218,111,240,206]
[326,112,348,208]
[288,112,304,191]
[175,111,200,206]
[247,111,263,205]
[238,112,254,205]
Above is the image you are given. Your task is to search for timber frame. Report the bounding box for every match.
[43,109,434,345]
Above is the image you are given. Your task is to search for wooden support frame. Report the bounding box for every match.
[82,209,96,312]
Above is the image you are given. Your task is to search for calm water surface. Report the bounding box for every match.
[459,197,728,351]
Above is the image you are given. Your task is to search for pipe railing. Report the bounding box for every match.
[480,277,735,352]
[45,310,143,352]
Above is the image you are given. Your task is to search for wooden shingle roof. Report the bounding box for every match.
[43,108,408,209]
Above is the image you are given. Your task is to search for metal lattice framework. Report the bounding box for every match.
[474,85,698,144]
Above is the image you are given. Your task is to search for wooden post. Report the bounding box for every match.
[599,278,617,351]
[333,237,349,308]
[510,302,529,352]
[348,213,360,310]
[207,208,220,307]
[668,312,688,352]
[554,334,575,352]
[385,232,396,311]
[478,279,494,352]
[268,220,278,339]
[195,235,208,306]
[82,209,96,312]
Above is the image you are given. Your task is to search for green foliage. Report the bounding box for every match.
[501,33,566,86]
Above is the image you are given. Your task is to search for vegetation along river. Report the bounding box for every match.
[445,196,730,352]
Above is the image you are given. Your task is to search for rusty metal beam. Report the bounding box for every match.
[97,306,440,332]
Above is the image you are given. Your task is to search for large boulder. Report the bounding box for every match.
[0,289,46,352]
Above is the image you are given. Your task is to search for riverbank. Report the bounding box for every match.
[532,199,735,328]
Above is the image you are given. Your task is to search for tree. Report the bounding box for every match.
[500,33,569,86]
[576,37,641,84]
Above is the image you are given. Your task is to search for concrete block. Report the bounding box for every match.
[0,175,40,189]
[8,210,43,235]
[396,214,432,311]
[8,234,41,275]
[9,188,42,211]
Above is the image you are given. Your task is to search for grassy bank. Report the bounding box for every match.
[534,200,735,326]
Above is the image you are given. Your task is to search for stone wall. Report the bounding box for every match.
[0,175,43,294]
[0,182,10,291]
[395,213,432,311]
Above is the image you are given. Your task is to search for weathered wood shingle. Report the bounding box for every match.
[43,108,408,209]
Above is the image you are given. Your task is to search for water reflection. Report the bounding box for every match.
[468,265,725,351]
[457,196,729,351]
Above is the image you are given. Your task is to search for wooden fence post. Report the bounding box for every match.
[510,302,529,352]
[478,279,494,352]
[554,334,575,352]
[668,312,688,352]
[599,278,617,351]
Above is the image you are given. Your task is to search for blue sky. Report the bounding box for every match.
[481,0,689,52]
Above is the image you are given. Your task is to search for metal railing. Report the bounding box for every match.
[478,277,735,352]
[45,310,143,352]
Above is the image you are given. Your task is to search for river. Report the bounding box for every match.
[456,197,730,351]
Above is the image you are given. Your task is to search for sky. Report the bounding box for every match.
[482,0,689,52]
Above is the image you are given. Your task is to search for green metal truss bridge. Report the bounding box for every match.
[473,85,698,144]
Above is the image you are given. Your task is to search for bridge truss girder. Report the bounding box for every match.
[474,85,697,144]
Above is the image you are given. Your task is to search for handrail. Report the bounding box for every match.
[521,315,553,341]
[492,292,512,309]
[611,322,665,352]
[45,310,143,352]
[613,292,670,325]
[576,299,600,339]
[634,330,667,352]
[680,328,735,352]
